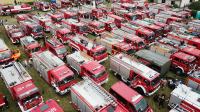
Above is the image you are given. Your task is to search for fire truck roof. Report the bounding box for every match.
[111,81,143,105]
[71,77,118,111]
[182,47,200,57]
[33,51,64,69]
[114,42,132,51]
[0,62,32,88]
[0,39,8,51]
[191,38,200,44]
[108,14,123,20]
[99,17,114,24]
[173,52,196,62]
[63,19,84,26]
[0,94,5,106]
[31,99,64,112]
[115,54,159,80]
[47,38,63,48]
[135,50,170,67]
[58,28,71,34]
[51,65,74,81]
[171,84,200,110]
[13,80,39,99]
[67,51,92,64]
[82,61,104,75]
[124,33,144,43]
[20,36,39,49]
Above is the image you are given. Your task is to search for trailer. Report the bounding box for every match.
[32,51,76,95]
[0,62,43,112]
[70,77,129,112]
[169,84,200,112]
[4,24,25,44]
[110,53,161,96]
[66,51,108,85]
[135,49,171,75]
[30,99,64,112]
[20,36,42,57]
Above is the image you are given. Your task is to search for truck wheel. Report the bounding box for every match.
[136,87,145,95]
[175,68,183,75]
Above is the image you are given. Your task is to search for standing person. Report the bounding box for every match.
[0,19,3,25]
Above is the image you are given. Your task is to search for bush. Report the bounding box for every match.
[188,1,200,17]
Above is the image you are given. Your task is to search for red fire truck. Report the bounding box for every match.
[16,14,30,23]
[143,18,169,33]
[150,43,197,75]
[70,77,129,112]
[62,19,89,35]
[0,62,43,112]
[45,38,67,59]
[155,14,182,24]
[47,12,64,23]
[31,99,64,112]
[66,51,108,85]
[19,19,44,39]
[131,20,163,37]
[60,0,72,8]
[168,84,200,112]
[99,17,117,32]
[167,32,200,49]
[0,4,32,15]
[81,19,106,35]
[91,8,104,19]
[34,1,51,11]
[108,14,126,28]
[4,24,25,44]
[68,35,108,62]
[32,51,76,95]
[56,28,75,44]
[59,8,78,19]
[121,23,155,43]
[20,36,42,57]
[110,81,153,112]
[110,53,161,96]
[0,39,20,64]
[112,29,146,51]
[32,15,52,32]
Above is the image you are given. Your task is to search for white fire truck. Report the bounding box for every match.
[187,70,200,91]
[70,77,129,112]
[169,84,200,112]
[110,53,161,96]
[32,51,76,95]
[66,51,108,85]
[0,62,43,112]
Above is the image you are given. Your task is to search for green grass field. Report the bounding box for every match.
[0,7,186,112]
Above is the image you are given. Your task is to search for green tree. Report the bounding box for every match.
[188,1,200,17]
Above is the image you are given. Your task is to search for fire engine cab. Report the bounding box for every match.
[47,12,64,23]
[20,36,42,57]
[34,1,50,11]
[59,8,78,19]
[68,35,108,62]
[4,24,25,44]
[31,99,64,112]
[16,14,30,23]
[70,77,129,112]
[19,19,44,38]
[110,53,161,96]
[169,84,200,112]
[32,51,76,95]
[66,51,108,85]
[45,38,67,59]
[56,28,75,44]
[110,81,153,112]
[0,62,43,112]
[32,15,52,32]
[62,19,89,35]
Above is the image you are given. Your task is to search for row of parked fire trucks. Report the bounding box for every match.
[1,0,200,112]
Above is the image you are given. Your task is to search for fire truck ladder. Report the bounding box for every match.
[170,103,188,112]
[85,77,117,107]
[13,62,28,81]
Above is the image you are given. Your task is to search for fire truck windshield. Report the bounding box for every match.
[33,26,43,33]
[0,50,12,60]
[56,47,67,55]
[92,70,106,78]
[134,98,148,112]
[93,49,107,56]
[151,76,160,86]
[57,75,74,86]
[22,92,41,109]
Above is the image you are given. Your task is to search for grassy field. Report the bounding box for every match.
[0,8,186,112]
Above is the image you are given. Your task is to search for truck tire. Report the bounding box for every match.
[175,68,183,75]
[136,87,145,95]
